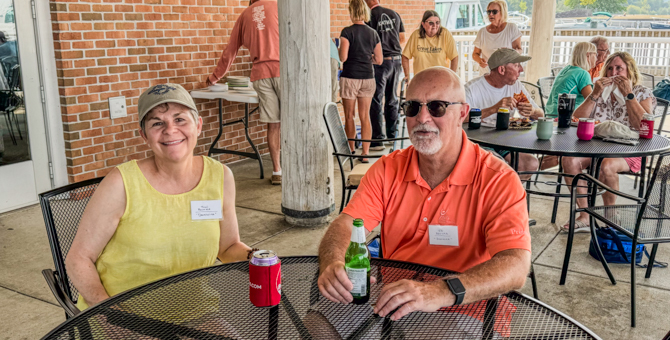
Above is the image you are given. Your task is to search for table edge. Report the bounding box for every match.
[40,256,600,340]
[466,128,670,158]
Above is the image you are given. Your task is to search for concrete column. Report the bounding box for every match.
[278,0,335,227]
[525,0,556,84]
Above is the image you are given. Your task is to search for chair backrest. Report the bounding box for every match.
[551,67,564,77]
[7,64,20,91]
[640,72,655,90]
[537,77,555,100]
[520,81,546,112]
[654,98,670,135]
[39,177,103,303]
[323,102,353,165]
[645,153,670,219]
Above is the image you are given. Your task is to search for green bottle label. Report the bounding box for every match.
[346,267,367,295]
[345,218,370,299]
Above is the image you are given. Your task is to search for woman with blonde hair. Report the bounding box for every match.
[472,0,523,76]
[544,42,597,117]
[339,0,383,162]
[562,51,657,232]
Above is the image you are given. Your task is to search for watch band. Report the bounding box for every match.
[589,95,598,103]
[445,278,465,305]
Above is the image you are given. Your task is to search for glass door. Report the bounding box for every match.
[0,0,52,213]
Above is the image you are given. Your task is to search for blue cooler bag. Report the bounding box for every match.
[589,227,644,264]
[589,227,667,268]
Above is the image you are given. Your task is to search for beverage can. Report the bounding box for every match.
[640,114,655,139]
[468,108,482,129]
[249,250,282,307]
[496,108,510,130]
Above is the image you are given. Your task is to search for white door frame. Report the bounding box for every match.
[34,0,67,187]
[0,0,66,212]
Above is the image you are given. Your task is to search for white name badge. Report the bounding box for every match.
[191,200,223,220]
[428,225,459,247]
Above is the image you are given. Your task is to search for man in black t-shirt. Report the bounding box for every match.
[365,0,405,150]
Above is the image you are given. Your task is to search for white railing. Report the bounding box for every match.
[454,35,670,83]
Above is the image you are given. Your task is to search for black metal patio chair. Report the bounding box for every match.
[633,98,670,192]
[39,177,103,318]
[537,76,555,108]
[520,81,546,112]
[398,78,408,149]
[560,152,670,327]
[323,102,408,213]
[640,72,655,90]
[551,66,564,77]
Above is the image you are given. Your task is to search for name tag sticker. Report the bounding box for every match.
[191,200,223,220]
[429,225,459,247]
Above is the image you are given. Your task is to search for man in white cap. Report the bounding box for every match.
[464,48,543,179]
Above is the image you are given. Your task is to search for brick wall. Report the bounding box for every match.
[50,0,435,183]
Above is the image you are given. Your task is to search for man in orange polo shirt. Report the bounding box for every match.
[588,36,609,80]
[318,66,531,321]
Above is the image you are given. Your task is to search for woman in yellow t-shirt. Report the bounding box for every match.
[401,10,459,83]
[65,83,252,311]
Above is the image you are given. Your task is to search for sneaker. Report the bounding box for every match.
[370,145,386,151]
[271,175,281,185]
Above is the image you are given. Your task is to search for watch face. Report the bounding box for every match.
[447,278,465,294]
[627,93,635,100]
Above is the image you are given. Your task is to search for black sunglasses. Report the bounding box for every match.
[487,10,499,15]
[401,100,465,118]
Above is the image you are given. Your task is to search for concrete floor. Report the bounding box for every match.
[2,151,670,339]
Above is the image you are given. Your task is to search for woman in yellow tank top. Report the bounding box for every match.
[65,84,252,310]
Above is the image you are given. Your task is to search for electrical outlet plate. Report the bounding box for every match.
[109,96,127,119]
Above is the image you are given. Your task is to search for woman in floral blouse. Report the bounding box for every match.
[561,51,656,232]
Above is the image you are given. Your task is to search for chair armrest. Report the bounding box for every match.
[332,153,384,159]
[571,173,645,203]
[42,269,80,318]
[347,137,410,142]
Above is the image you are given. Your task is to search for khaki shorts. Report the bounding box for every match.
[252,77,281,123]
[339,77,375,99]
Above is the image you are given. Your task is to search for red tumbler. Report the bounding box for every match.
[249,250,281,307]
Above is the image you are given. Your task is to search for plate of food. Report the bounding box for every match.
[509,117,534,130]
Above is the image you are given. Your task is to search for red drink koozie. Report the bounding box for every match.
[640,114,655,139]
[249,250,282,307]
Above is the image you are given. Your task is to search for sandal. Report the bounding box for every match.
[561,219,591,233]
[360,156,370,164]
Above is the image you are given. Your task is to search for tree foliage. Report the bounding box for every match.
[564,0,628,13]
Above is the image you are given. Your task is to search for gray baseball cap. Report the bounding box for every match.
[138,83,198,127]
[488,48,532,70]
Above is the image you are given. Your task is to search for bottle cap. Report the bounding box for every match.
[498,108,510,113]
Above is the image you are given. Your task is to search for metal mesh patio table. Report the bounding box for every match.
[464,125,670,159]
[41,256,601,339]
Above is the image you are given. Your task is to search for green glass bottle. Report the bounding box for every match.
[345,218,371,304]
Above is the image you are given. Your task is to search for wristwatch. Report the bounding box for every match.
[626,93,635,101]
[444,277,466,305]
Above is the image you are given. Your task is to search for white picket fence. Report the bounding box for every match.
[454,33,670,83]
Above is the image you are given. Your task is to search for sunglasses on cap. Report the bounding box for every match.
[486,9,499,15]
[401,100,465,118]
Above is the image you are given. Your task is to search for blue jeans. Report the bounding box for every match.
[370,58,402,146]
